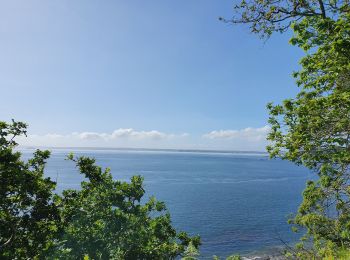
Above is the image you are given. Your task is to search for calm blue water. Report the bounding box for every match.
[21,149,313,258]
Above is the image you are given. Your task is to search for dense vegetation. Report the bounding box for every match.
[1,0,349,259]
[0,120,200,259]
[227,0,350,258]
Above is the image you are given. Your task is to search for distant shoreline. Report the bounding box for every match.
[18,146,268,156]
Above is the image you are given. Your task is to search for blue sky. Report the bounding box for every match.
[0,0,303,150]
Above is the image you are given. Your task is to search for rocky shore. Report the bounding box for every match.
[241,249,287,260]
[242,253,286,260]
[242,257,285,260]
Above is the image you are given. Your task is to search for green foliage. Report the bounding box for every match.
[226,255,241,260]
[262,7,350,260]
[56,154,200,259]
[181,241,200,260]
[0,120,60,258]
[223,0,349,37]
[267,13,350,256]
[227,0,350,256]
[332,248,350,259]
[0,120,200,259]
[211,254,241,260]
[294,246,350,259]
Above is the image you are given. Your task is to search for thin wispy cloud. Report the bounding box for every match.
[75,129,178,141]
[203,126,270,141]
[16,126,270,151]
[17,128,190,148]
[33,129,185,141]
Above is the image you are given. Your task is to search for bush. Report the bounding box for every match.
[0,120,200,259]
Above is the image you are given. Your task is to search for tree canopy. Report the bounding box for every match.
[0,120,200,259]
[225,0,350,256]
[0,120,60,258]
[222,0,350,37]
[267,13,350,256]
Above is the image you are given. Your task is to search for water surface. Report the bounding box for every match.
[21,148,313,258]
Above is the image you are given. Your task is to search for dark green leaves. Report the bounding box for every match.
[0,121,200,259]
[0,120,59,259]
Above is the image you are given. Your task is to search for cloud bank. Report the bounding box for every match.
[17,126,270,151]
[77,129,173,141]
[17,128,189,149]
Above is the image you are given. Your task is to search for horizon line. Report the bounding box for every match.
[18,145,268,155]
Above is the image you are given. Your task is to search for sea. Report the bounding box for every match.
[20,148,313,259]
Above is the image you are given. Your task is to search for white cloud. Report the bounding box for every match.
[75,129,174,141]
[78,132,108,140]
[44,133,65,138]
[110,129,168,140]
[203,130,239,139]
[203,126,270,141]
[198,126,270,151]
[17,128,189,148]
[16,126,270,151]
